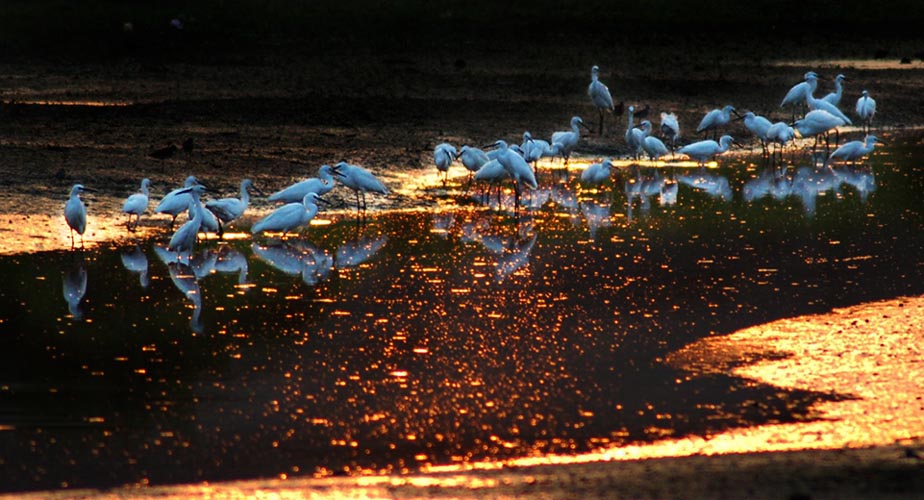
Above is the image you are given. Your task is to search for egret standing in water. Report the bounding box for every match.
[122,178,152,231]
[625,105,644,158]
[252,192,327,237]
[65,184,93,248]
[856,90,877,133]
[433,143,457,186]
[828,135,884,165]
[742,111,772,154]
[550,116,588,164]
[678,135,735,166]
[269,164,339,203]
[166,184,208,259]
[491,139,538,211]
[588,65,615,135]
[780,71,819,120]
[155,175,200,228]
[333,161,389,213]
[205,178,262,237]
[696,105,739,140]
[639,121,670,161]
[794,109,846,150]
[822,74,847,106]
[659,112,680,152]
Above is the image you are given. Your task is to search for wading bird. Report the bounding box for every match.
[856,90,877,133]
[333,161,389,213]
[122,178,152,230]
[678,135,735,166]
[742,112,772,153]
[205,178,262,236]
[822,74,847,106]
[155,175,200,228]
[433,143,457,185]
[65,184,93,248]
[269,164,339,203]
[588,65,615,135]
[794,109,846,149]
[696,105,739,140]
[639,121,670,160]
[491,139,538,211]
[550,116,588,164]
[251,192,326,237]
[625,105,644,158]
[659,112,680,151]
[167,184,208,258]
[828,135,884,165]
[780,71,819,120]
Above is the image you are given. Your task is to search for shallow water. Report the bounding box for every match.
[1,137,923,492]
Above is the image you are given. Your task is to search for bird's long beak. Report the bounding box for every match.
[316,197,331,205]
[732,109,743,118]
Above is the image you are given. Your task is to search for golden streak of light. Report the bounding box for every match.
[7,99,133,107]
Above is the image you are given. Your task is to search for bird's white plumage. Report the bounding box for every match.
[458,145,490,173]
[252,192,324,235]
[696,105,737,134]
[794,110,845,138]
[588,65,614,111]
[269,165,338,203]
[334,161,389,212]
[780,71,819,108]
[167,185,208,256]
[206,178,257,227]
[856,90,876,131]
[829,135,881,163]
[550,116,586,160]
[678,135,734,164]
[122,178,151,226]
[156,175,199,219]
[65,184,89,244]
[822,74,847,106]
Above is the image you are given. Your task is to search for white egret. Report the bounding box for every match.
[678,135,735,166]
[639,120,670,160]
[625,105,644,158]
[696,105,739,140]
[251,192,326,236]
[65,184,93,248]
[550,116,588,163]
[458,145,490,174]
[473,158,508,205]
[828,135,883,165]
[856,90,877,133]
[122,178,152,230]
[205,178,261,236]
[822,74,847,106]
[588,65,615,135]
[268,164,339,203]
[659,112,680,151]
[580,157,613,185]
[794,109,845,148]
[433,143,457,185]
[767,121,796,160]
[491,139,538,211]
[166,184,208,259]
[805,88,852,125]
[155,175,199,227]
[742,112,772,153]
[780,71,819,119]
[333,161,389,213]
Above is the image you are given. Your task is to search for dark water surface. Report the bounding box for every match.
[1,138,923,492]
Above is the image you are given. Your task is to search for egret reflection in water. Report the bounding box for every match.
[62,263,87,319]
[168,261,203,333]
[120,245,150,288]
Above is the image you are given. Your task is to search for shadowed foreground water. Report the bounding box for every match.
[0,139,923,493]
